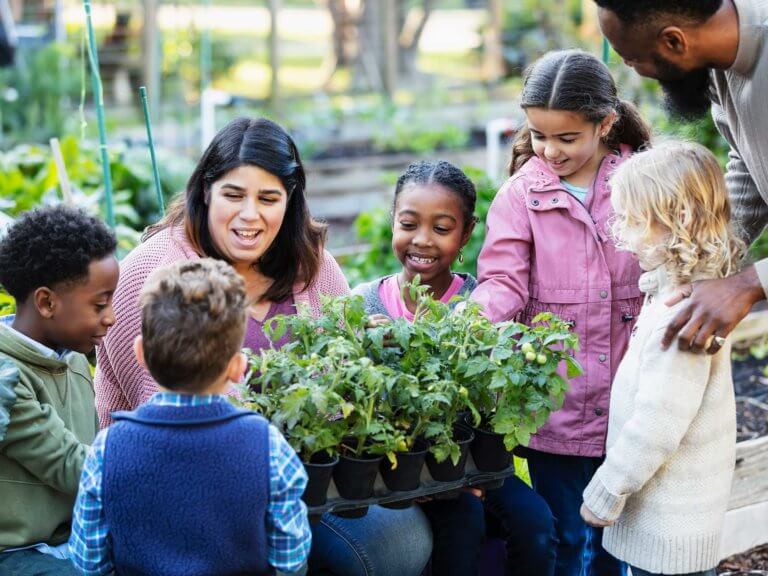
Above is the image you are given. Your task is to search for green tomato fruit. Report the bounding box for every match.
[536,353,547,365]
[525,351,537,362]
[521,342,535,354]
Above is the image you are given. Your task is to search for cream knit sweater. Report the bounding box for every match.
[583,267,736,574]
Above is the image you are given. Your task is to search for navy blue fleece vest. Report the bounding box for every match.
[104,401,272,576]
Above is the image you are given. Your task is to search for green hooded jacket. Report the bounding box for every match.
[0,323,97,550]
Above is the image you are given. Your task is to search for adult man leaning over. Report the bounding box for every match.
[595,0,768,352]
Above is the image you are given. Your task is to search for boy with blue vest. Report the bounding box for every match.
[69,258,311,576]
[0,206,119,576]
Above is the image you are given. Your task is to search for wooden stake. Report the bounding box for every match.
[49,138,74,206]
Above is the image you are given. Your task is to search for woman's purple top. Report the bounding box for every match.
[243,297,296,353]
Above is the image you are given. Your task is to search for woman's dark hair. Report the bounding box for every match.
[510,49,652,175]
[145,117,325,303]
[394,160,477,231]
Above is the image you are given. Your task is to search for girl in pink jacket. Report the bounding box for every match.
[471,50,651,576]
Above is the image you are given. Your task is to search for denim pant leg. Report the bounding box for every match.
[309,504,433,576]
[419,491,486,576]
[0,549,80,576]
[483,475,558,576]
[631,567,716,576]
[526,450,627,576]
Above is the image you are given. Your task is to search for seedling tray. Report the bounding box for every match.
[307,452,517,518]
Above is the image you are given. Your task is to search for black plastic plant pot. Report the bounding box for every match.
[467,419,512,472]
[333,451,383,500]
[302,452,339,507]
[379,439,428,492]
[426,425,475,482]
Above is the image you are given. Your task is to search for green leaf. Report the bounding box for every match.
[265,316,288,343]
[391,320,411,348]
[565,356,583,379]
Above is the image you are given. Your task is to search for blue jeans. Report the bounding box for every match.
[0,549,80,575]
[309,504,432,576]
[483,474,558,576]
[419,491,486,576]
[631,568,716,576]
[526,449,627,576]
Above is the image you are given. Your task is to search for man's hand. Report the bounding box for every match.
[662,265,764,353]
[580,503,613,528]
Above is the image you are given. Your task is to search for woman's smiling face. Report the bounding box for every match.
[206,165,288,267]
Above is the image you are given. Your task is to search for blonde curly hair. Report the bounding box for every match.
[609,141,745,286]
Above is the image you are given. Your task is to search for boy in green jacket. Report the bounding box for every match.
[0,206,119,575]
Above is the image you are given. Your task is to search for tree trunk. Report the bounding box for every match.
[397,0,433,79]
[352,0,384,92]
[483,0,504,82]
[269,0,280,110]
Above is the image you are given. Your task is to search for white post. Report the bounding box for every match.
[200,88,232,152]
[143,0,161,121]
[485,117,517,180]
[53,0,65,42]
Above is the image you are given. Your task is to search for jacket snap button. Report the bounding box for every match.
[600,290,608,299]
[532,199,540,207]
[594,408,604,416]
[598,353,607,362]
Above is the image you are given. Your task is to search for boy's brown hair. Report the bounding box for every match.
[139,259,247,392]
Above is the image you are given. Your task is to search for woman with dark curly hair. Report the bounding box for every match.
[95,117,432,576]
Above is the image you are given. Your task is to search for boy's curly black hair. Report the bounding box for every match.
[0,206,117,302]
[594,0,723,25]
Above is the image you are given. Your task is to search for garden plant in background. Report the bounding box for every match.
[0,135,193,250]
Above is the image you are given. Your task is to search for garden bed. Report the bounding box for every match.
[305,146,487,221]
[732,354,768,442]
[721,314,768,561]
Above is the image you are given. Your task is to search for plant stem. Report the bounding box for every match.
[139,86,165,215]
[82,0,114,228]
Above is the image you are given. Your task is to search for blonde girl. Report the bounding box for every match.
[581,141,744,576]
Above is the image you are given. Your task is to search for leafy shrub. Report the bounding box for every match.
[0,136,194,252]
[240,285,581,467]
[0,44,81,146]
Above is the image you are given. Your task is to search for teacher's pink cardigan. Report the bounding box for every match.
[94,225,350,427]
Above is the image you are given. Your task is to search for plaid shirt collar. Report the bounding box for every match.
[147,392,230,407]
